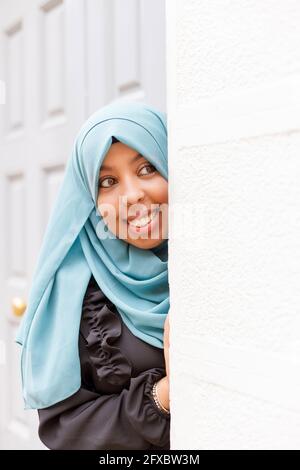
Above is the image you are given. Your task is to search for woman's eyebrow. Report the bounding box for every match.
[100,153,144,171]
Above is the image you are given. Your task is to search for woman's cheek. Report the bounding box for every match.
[99,198,120,234]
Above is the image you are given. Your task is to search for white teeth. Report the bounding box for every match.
[128,207,159,228]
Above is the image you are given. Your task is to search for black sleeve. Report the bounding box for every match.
[37,367,170,450]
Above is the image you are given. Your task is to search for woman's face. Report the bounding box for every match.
[97,141,168,249]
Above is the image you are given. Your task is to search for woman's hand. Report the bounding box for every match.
[163,313,170,382]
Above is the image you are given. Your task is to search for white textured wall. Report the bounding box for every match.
[166,0,300,449]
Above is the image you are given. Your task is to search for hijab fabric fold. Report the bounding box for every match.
[15,101,169,409]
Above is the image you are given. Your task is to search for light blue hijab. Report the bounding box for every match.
[15,101,169,410]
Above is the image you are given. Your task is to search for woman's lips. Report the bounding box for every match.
[125,205,160,224]
[127,206,160,234]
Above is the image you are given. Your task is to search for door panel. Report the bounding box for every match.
[0,0,86,449]
[0,0,166,449]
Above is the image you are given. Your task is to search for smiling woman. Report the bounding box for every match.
[15,101,170,450]
[97,138,169,249]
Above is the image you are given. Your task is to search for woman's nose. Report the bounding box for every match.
[122,179,145,205]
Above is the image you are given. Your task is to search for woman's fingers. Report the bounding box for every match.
[164,314,170,348]
[164,343,170,380]
[163,314,170,379]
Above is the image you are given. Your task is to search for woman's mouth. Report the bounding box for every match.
[127,205,160,233]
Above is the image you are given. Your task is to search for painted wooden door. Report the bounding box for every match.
[0,0,165,450]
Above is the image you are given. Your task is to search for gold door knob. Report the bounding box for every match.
[12,298,27,317]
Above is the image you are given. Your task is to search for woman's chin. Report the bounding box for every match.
[126,236,165,249]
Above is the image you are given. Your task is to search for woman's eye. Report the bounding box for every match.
[139,164,156,176]
[99,177,115,188]
[99,165,156,189]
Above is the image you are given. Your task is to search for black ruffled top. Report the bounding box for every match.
[37,275,170,450]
